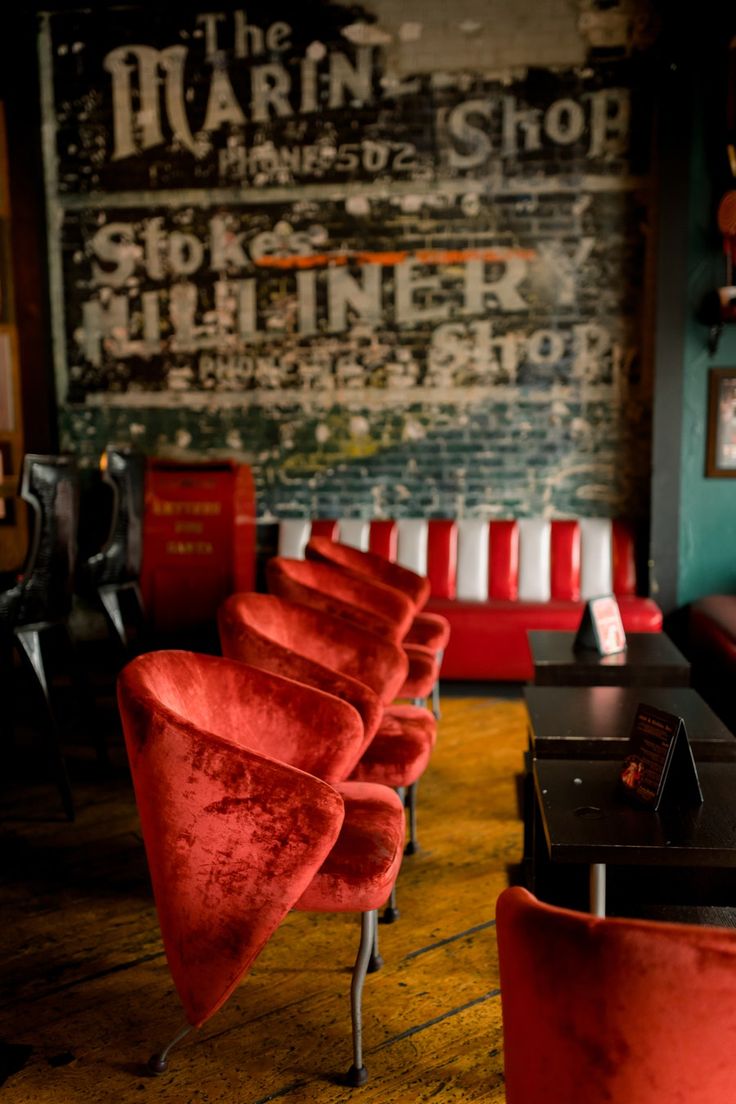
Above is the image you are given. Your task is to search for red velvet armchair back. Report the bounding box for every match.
[218,594,386,755]
[219,592,408,705]
[496,887,736,1104]
[118,651,347,1027]
[266,557,414,642]
[305,536,431,609]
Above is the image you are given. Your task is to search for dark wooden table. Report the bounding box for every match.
[524,685,736,761]
[528,631,691,687]
[534,758,736,916]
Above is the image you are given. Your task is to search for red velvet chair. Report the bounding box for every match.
[305,535,432,607]
[266,557,438,707]
[305,537,451,716]
[218,592,436,860]
[496,886,736,1104]
[117,651,405,1085]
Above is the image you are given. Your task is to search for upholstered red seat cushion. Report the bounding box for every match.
[691,595,736,651]
[399,644,439,698]
[348,716,433,788]
[382,704,437,748]
[427,596,663,680]
[294,782,405,913]
[405,611,451,651]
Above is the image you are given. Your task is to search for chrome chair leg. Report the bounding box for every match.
[148,1022,194,1075]
[346,910,376,1086]
[432,649,444,719]
[405,781,419,856]
[368,911,383,973]
[382,883,400,924]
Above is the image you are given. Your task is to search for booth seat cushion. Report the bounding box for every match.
[428,596,664,680]
[687,596,736,730]
[690,595,736,653]
[276,517,661,681]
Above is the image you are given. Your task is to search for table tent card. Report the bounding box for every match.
[619,703,703,811]
[574,595,627,656]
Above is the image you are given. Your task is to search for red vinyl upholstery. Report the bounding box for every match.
[488,520,519,601]
[428,596,663,680]
[688,595,736,730]
[276,518,662,680]
[496,887,736,1104]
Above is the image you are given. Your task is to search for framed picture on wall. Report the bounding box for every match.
[706,368,736,476]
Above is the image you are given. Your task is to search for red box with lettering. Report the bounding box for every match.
[140,459,256,632]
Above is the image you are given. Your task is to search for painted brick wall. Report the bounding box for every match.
[44,0,659,521]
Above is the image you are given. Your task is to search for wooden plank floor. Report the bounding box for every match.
[0,693,527,1103]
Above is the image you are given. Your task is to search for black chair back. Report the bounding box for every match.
[15,454,80,626]
[89,446,144,585]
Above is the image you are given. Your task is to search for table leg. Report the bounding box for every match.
[590,863,606,917]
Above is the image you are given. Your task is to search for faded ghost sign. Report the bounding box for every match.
[39,5,647,415]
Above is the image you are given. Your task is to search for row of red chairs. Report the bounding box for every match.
[117,536,449,1085]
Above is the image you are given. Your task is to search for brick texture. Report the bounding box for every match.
[45,1,657,522]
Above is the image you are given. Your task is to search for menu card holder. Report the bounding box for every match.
[574,595,627,655]
[619,704,703,811]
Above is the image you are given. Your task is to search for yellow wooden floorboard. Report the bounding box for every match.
[0,695,526,1103]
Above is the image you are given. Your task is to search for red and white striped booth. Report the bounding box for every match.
[276,517,663,681]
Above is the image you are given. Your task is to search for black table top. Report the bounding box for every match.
[534,758,736,867]
[524,686,736,761]
[528,631,691,687]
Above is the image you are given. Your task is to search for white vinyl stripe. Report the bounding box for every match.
[517,519,551,601]
[337,519,370,550]
[456,519,490,601]
[579,518,613,599]
[396,519,428,574]
[278,519,311,559]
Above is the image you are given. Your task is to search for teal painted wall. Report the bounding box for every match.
[678,66,736,606]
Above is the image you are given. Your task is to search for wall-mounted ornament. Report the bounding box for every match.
[705,367,736,476]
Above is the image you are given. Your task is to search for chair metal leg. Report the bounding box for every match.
[411,697,427,710]
[382,883,400,924]
[148,1022,194,1075]
[346,910,376,1087]
[99,581,145,651]
[432,649,444,719]
[14,626,75,822]
[405,781,419,856]
[368,912,383,973]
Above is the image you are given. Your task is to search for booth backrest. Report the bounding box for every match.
[277,518,639,604]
